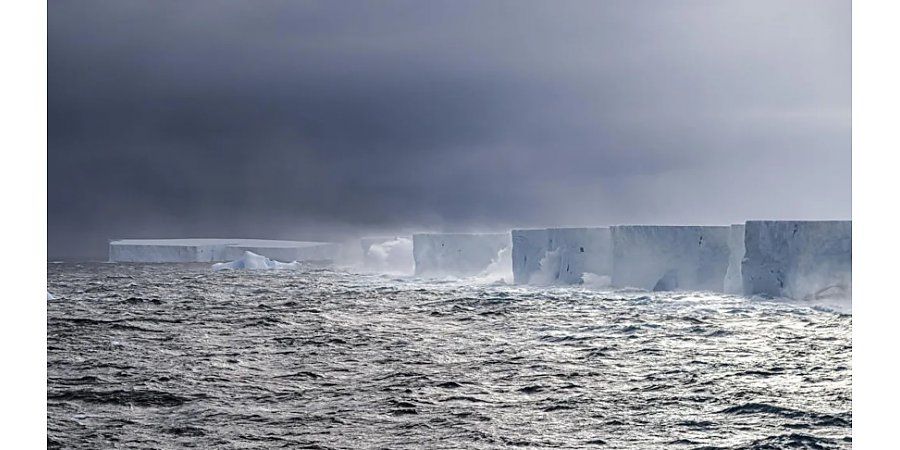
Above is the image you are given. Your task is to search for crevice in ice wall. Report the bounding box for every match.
[652,270,679,291]
[723,224,746,295]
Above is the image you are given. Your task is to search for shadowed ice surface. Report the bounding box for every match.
[47,263,851,449]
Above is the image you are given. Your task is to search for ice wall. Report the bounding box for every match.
[723,224,746,295]
[511,229,549,284]
[741,221,851,300]
[611,226,731,292]
[412,233,511,277]
[511,228,612,285]
[109,239,340,263]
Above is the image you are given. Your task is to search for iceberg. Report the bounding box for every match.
[511,227,612,285]
[611,225,731,292]
[360,236,415,274]
[723,224,746,295]
[211,251,302,271]
[412,233,511,277]
[108,239,340,263]
[741,221,851,300]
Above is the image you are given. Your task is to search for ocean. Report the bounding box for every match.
[47,262,851,449]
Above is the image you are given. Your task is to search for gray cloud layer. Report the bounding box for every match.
[49,0,850,258]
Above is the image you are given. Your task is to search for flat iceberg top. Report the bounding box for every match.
[745,220,851,225]
[110,238,333,248]
[412,233,509,238]
[513,227,608,232]
[613,225,730,230]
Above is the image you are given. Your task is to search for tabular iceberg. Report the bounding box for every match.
[741,221,851,300]
[412,233,511,277]
[211,251,302,271]
[723,224,746,295]
[511,228,612,285]
[611,226,731,292]
[109,239,340,263]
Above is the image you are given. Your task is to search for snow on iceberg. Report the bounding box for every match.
[741,220,851,301]
[211,251,302,271]
[611,225,731,292]
[109,239,340,263]
[412,233,511,277]
[511,227,612,285]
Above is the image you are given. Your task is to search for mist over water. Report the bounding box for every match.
[361,237,416,275]
[529,249,563,286]
[471,246,514,285]
[48,262,851,449]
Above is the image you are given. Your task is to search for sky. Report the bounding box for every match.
[48,0,850,258]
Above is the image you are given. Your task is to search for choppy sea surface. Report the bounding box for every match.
[47,263,851,449]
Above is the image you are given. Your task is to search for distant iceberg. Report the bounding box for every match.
[109,238,340,263]
[212,251,303,271]
[47,291,55,300]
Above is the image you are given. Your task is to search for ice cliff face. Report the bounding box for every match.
[511,228,612,285]
[511,229,549,284]
[611,226,731,292]
[412,233,511,277]
[109,239,225,262]
[105,221,851,299]
[742,221,851,300]
[109,239,340,263]
[723,224,746,295]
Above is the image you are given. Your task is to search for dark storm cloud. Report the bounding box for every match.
[48,0,850,258]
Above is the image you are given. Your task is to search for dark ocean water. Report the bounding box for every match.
[47,263,851,449]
